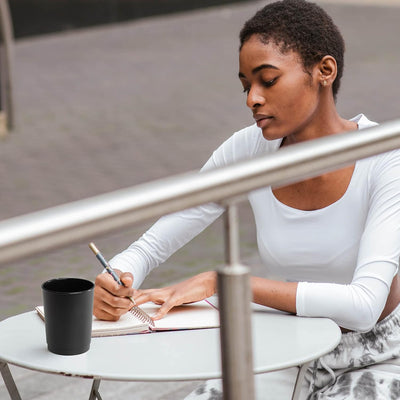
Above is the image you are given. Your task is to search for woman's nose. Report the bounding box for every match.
[246,86,265,110]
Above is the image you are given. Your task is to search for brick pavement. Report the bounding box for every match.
[0,1,399,399]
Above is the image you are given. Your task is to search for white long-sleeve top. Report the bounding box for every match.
[110,114,400,332]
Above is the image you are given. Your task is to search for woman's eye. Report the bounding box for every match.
[241,77,277,94]
[262,78,277,88]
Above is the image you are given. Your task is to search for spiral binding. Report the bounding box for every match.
[129,306,155,328]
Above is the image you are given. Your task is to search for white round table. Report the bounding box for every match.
[0,308,341,399]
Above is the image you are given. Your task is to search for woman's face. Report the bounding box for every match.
[239,35,321,141]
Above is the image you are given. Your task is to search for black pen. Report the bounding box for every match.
[88,242,136,305]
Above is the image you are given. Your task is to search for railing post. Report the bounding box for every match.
[218,203,255,400]
[0,0,15,136]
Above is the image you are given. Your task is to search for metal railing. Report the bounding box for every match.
[0,119,400,399]
[0,0,14,136]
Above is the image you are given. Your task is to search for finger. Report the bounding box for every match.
[98,272,134,299]
[93,306,121,321]
[120,272,134,288]
[104,288,133,309]
[152,301,175,320]
[132,291,156,306]
[95,272,121,294]
[94,299,130,320]
[130,288,164,305]
[93,298,126,321]
[111,269,134,296]
[94,283,132,314]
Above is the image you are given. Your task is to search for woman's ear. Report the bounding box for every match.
[318,55,337,88]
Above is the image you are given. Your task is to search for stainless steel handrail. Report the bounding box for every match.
[0,119,399,400]
[0,119,399,264]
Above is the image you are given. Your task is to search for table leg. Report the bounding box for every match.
[291,362,311,400]
[89,379,103,400]
[0,361,22,400]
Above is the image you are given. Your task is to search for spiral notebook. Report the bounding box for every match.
[36,298,220,337]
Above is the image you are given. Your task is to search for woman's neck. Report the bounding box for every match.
[281,104,357,148]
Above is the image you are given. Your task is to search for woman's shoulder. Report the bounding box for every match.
[355,114,400,168]
[229,123,268,151]
[214,123,280,164]
[201,123,280,171]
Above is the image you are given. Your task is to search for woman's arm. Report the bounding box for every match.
[108,202,224,288]
[131,272,298,319]
[297,150,400,331]
[251,277,298,314]
[93,125,263,320]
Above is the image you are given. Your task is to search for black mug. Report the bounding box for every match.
[42,278,94,355]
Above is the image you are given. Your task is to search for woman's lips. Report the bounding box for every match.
[254,114,273,129]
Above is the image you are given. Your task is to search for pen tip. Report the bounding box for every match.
[88,242,98,254]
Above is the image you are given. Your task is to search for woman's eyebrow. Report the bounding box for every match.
[238,64,279,79]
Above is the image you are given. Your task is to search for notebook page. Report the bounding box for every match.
[141,299,220,331]
[93,312,149,336]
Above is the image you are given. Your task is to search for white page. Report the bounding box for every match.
[93,312,148,335]
[142,299,220,331]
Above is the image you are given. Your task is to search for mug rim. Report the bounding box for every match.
[42,277,94,294]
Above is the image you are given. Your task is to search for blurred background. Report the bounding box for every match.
[1,0,400,322]
[9,0,248,38]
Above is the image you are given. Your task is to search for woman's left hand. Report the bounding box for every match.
[133,271,217,320]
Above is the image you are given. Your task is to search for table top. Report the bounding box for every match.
[0,307,341,382]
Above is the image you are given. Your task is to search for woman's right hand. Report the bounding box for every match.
[93,270,135,321]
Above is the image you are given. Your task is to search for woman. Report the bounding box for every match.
[94,1,400,398]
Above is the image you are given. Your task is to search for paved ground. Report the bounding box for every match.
[0,0,399,398]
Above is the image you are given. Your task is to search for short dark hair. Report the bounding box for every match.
[239,0,345,99]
